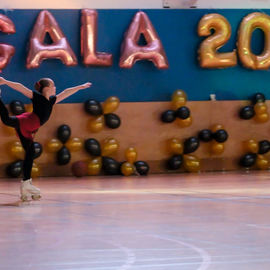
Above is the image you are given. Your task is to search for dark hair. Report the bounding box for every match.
[34,78,52,94]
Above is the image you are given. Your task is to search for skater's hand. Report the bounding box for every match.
[80,82,92,90]
[0,77,6,86]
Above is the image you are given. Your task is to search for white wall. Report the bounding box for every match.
[0,0,270,9]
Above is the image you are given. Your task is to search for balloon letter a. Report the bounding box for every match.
[26,10,77,69]
[119,11,168,69]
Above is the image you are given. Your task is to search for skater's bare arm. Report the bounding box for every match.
[0,77,33,99]
[55,82,92,103]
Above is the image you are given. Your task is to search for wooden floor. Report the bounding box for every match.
[0,172,270,270]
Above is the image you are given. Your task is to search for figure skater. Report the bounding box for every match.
[0,77,91,201]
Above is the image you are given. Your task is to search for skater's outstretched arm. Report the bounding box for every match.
[0,77,33,99]
[55,82,92,103]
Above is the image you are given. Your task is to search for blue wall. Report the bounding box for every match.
[0,9,268,103]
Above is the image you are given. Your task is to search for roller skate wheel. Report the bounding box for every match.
[32,195,41,200]
[21,195,30,201]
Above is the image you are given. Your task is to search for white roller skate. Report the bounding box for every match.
[20,179,41,201]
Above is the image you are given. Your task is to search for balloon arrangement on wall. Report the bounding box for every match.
[120,147,149,176]
[84,137,120,175]
[239,93,268,123]
[46,124,83,165]
[6,141,42,178]
[198,124,229,155]
[166,136,201,172]
[84,96,121,132]
[239,139,270,169]
[73,138,150,177]
[161,90,192,127]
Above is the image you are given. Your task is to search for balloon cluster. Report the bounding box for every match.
[198,124,229,154]
[239,93,268,123]
[84,96,121,132]
[161,90,192,128]
[46,125,83,165]
[239,139,270,169]
[166,137,201,172]
[120,147,149,176]
[84,138,120,175]
[6,141,42,178]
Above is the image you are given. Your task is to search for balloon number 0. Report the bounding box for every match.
[198,12,270,70]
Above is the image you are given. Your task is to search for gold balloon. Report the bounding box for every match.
[254,113,269,123]
[87,157,102,175]
[102,138,119,156]
[211,124,224,133]
[254,102,267,115]
[243,139,258,153]
[3,125,16,136]
[183,155,201,173]
[121,162,135,176]
[25,104,33,113]
[9,141,24,159]
[31,162,41,178]
[88,115,104,132]
[171,90,187,109]
[198,13,237,68]
[125,147,137,163]
[167,138,183,155]
[103,96,120,114]
[238,12,270,70]
[256,155,269,170]
[66,137,83,152]
[210,141,225,155]
[175,116,192,128]
[46,138,62,153]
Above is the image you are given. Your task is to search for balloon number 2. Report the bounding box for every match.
[198,12,270,70]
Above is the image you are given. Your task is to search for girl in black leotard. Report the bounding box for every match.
[0,77,91,201]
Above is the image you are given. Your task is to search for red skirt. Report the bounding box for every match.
[16,112,40,140]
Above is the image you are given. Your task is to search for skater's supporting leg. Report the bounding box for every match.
[17,130,35,181]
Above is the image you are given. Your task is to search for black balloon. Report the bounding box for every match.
[161,110,176,123]
[57,125,71,143]
[252,92,265,104]
[84,138,101,156]
[212,129,228,143]
[6,160,23,177]
[167,155,183,170]
[57,146,71,165]
[175,106,190,119]
[84,99,103,116]
[102,156,120,175]
[258,140,270,154]
[9,100,25,115]
[134,161,149,175]
[239,106,255,120]
[239,153,257,167]
[104,113,121,129]
[31,142,43,159]
[184,137,200,154]
[198,129,212,142]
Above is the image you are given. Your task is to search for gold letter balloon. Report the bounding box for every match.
[198,13,237,68]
